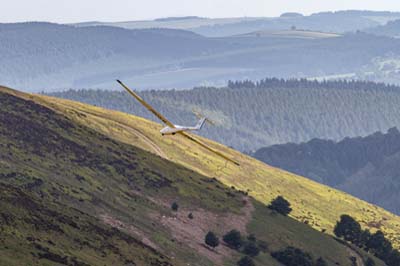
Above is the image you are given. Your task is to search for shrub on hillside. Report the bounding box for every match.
[367,230,393,260]
[205,231,219,249]
[223,229,243,250]
[334,214,361,243]
[171,202,179,211]
[333,214,400,266]
[237,256,255,266]
[268,196,292,216]
[271,246,313,266]
[243,241,260,257]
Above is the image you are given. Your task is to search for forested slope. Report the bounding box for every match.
[50,78,400,151]
[253,127,400,215]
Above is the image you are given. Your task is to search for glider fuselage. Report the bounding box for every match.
[160,125,197,135]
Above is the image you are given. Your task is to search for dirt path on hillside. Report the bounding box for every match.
[117,123,167,159]
[346,247,365,266]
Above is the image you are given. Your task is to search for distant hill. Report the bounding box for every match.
[2,85,393,265]
[74,10,400,37]
[49,78,400,151]
[0,22,228,91]
[237,29,341,39]
[3,22,400,91]
[253,127,400,215]
[280,12,304,18]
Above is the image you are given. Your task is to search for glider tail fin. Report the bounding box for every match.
[195,117,207,130]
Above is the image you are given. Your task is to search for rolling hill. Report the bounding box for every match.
[252,127,400,215]
[50,78,400,151]
[7,86,400,251]
[74,11,400,37]
[237,29,341,39]
[4,22,400,91]
[1,85,389,266]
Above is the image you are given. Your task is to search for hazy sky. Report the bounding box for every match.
[1,0,400,23]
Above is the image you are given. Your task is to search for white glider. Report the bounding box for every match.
[117,80,239,166]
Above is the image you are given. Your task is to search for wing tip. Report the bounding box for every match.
[116,79,122,85]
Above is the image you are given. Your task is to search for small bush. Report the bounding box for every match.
[171,202,179,211]
[268,196,292,216]
[243,242,260,257]
[271,246,313,266]
[237,256,255,266]
[205,231,219,249]
[223,230,243,250]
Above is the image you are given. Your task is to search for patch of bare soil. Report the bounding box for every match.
[151,197,255,264]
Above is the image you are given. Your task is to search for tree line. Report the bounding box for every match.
[334,214,400,266]
[227,78,400,92]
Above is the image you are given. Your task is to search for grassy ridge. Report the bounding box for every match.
[24,89,400,248]
[0,86,371,265]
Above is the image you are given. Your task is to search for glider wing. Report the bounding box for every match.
[117,80,175,128]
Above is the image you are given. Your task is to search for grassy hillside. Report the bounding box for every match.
[16,87,400,248]
[1,86,377,266]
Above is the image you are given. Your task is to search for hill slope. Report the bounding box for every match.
[14,87,400,247]
[0,86,379,266]
[50,79,400,151]
[253,127,400,215]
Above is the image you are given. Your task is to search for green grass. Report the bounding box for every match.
[0,86,393,265]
